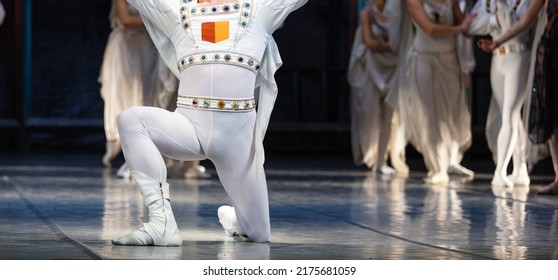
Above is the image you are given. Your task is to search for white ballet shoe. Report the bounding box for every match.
[391,157,410,177]
[217,205,245,238]
[116,163,131,179]
[507,174,530,186]
[448,164,475,178]
[112,171,182,246]
[491,174,514,188]
[424,172,449,185]
[102,140,121,168]
[508,166,530,186]
[374,165,396,176]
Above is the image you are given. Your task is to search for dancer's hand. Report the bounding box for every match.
[477,38,498,52]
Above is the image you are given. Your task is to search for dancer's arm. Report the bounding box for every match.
[360,10,391,52]
[116,0,144,28]
[406,0,477,36]
[127,0,176,37]
[259,0,308,33]
[451,0,466,24]
[477,0,545,52]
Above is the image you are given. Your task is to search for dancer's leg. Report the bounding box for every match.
[375,105,395,175]
[415,57,448,183]
[538,129,558,195]
[118,106,205,181]
[209,111,270,243]
[389,112,409,176]
[490,56,526,187]
[113,106,205,246]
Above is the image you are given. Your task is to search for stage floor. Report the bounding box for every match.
[0,154,557,260]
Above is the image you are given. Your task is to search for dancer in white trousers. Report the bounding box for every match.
[468,0,542,187]
[112,0,307,246]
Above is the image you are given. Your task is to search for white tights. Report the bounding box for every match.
[116,64,270,242]
[489,52,530,186]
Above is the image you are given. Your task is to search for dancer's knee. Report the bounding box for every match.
[117,106,144,133]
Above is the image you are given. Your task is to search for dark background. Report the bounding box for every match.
[1,0,547,173]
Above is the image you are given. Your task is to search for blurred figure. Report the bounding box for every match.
[395,0,475,185]
[451,0,476,179]
[531,0,558,195]
[477,0,557,194]
[99,0,158,171]
[469,0,544,188]
[347,0,409,177]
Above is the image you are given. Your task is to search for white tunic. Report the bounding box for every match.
[128,0,307,174]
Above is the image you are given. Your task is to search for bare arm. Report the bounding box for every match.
[116,0,144,28]
[406,0,476,36]
[493,0,545,45]
[451,0,465,24]
[360,10,391,52]
[477,0,545,52]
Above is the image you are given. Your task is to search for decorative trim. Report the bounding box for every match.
[177,95,256,111]
[178,51,261,73]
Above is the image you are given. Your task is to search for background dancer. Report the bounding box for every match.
[469,0,541,188]
[348,0,409,177]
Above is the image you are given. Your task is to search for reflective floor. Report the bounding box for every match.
[1,154,557,260]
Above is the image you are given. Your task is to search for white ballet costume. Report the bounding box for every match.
[112,0,307,245]
[469,0,537,187]
[347,3,408,176]
[399,0,472,184]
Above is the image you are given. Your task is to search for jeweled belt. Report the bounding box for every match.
[177,95,256,111]
[493,43,531,56]
[178,51,261,73]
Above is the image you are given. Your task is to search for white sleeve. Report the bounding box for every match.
[468,0,500,35]
[258,0,308,33]
[128,0,180,78]
[127,0,178,38]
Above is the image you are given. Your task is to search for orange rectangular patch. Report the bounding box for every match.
[201,21,230,43]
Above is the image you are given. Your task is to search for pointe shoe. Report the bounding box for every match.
[395,165,410,177]
[448,164,475,178]
[112,171,182,246]
[508,174,530,186]
[491,174,513,188]
[116,163,131,179]
[217,205,245,238]
[424,172,449,185]
[102,140,121,168]
[508,166,530,186]
[391,157,410,177]
[374,165,396,176]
